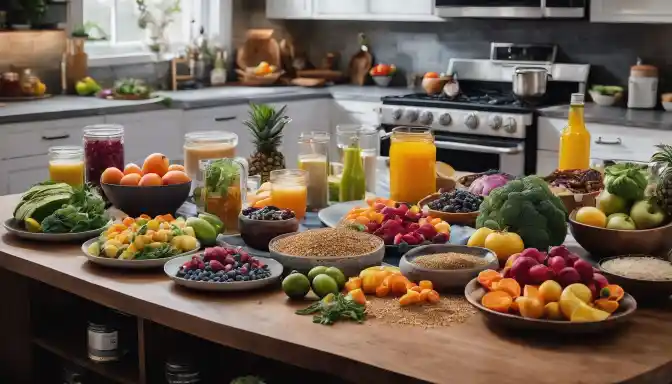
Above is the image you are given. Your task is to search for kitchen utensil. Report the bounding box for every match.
[238,214,299,251]
[513,67,551,98]
[400,245,499,292]
[81,238,201,269]
[417,193,479,226]
[465,278,637,334]
[290,77,326,87]
[101,182,191,218]
[628,59,658,109]
[598,255,672,303]
[236,29,281,70]
[3,218,110,243]
[348,33,373,86]
[279,38,296,77]
[66,38,88,94]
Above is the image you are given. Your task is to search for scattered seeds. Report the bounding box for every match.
[270,228,382,258]
[412,252,489,270]
[366,295,475,328]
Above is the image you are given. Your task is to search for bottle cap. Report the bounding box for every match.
[570,93,585,105]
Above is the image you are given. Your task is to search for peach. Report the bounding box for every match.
[138,173,162,187]
[168,164,185,172]
[101,167,124,184]
[124,163,143,176]
[142,153,170,177]
[119,173,142,186]
[161,170,191,185]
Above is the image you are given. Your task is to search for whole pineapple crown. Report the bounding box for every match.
[650,144,672,214]
[243,103,291,154]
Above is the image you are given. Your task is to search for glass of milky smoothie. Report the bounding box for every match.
[184,131,238,180]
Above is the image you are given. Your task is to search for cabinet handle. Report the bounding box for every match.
[41,134,70,141]
[214,116,236,122]
[595,136,622,145]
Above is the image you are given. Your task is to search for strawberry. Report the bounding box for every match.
[209,260,225,271]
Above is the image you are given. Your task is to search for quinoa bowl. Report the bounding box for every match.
[268,228,385,276]
[400,244,499,292]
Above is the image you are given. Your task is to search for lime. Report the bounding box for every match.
[24,218,42,233]
[282,272,311,299]
[307,266,328,282]
[312,274,339,298]
[324,267,346,289]
[87,242,101,256]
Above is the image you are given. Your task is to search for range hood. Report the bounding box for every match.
[435,0,586,19]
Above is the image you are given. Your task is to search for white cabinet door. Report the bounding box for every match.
[105,110,183,165]
[4,156,49,195]
[314,0,368,15]
[591,0,672,23]
[266,0,312,18]
[183,104,253,159]
[369,0,433,15]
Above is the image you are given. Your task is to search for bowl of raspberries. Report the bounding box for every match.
[239,206,300,251]
[419,189,484,226]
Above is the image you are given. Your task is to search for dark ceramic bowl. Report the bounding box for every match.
[238,214,299,251]
[598,255,672,304]
[101,182,190,217]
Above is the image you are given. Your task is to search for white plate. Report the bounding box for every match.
[317,200,367,228]
[164,255,283,292]
[81,238,201,269]
[4,218,110,242]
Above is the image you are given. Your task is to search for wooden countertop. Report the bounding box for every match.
[2,194,672,384]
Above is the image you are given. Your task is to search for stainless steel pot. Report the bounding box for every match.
[513,67,551,98]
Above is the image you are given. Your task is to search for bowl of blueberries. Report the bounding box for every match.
[239,206,300,251]
[418,189,483,226]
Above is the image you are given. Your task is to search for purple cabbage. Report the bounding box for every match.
[468,174,510,196]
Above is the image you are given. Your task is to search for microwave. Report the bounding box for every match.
[435,0,586,19]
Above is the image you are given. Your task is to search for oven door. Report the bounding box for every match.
[435,0,544,18]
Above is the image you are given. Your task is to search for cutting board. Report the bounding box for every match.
[348,33,373,86]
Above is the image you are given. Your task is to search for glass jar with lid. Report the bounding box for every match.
[184,131,238,182]
[49,146,84,187]
[389,127,436,204]
[336,125,379,194]
[83,124,124,187]
[298,131,330,210]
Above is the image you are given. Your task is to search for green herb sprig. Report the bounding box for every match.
[295,293,366,326]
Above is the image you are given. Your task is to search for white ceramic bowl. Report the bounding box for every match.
[372,76,392,87]
[589,90,620,107]
[663,102,672,112]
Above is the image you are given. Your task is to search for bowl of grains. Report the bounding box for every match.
[268,228,385,276]
[399,244,499,292]
[598,254,672,303]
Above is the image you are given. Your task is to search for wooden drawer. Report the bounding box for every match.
[1,116,105,160]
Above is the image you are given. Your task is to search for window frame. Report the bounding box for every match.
[68,0,232,66]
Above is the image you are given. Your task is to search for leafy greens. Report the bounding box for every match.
[295,293,366,325]
[41,185,110,234]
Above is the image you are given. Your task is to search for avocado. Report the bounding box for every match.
[185,217,217,246]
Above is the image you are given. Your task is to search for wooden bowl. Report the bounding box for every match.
[238,214,299,251]
[236,69,284,86]
[598,255,672,304]
[101,182,190,217]
[418,192,479,226]
[557,190,599,213]
[568,210,672,258]
[465,278,637,334]
[400,245,498,292]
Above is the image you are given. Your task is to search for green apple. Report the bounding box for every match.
[630,200,667,229]
[75,81,90,96]
[606,213,636,230]
[596,190,629,216]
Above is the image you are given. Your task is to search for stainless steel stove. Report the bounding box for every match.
[379,42,590,176]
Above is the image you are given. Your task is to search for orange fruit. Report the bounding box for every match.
[124,163,143,176]
[138,173,162,187]
[142,153,170,177]
[119,173,142,186]
[168,164,185,172]
[162,170,192,185]
[100,167,124,184]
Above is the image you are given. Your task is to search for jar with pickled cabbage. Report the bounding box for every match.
[83,124,124,187]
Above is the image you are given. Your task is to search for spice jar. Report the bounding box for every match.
[0,72,22,97]
[184,131,238,183]
[270,169,307,220]
[389,127,436,204]
[49,146,84,187]
[298,131,330,210]
[83,124,124,187]
[165,360,201,384]
[87,321,119,362]
[336,125,379,194]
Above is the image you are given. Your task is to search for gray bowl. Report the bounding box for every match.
[399,244,499,292]
[101,182,190,217]
[238,214,299,251]
[268,231,385,277]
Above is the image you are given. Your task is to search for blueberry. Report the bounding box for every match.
[242,276,249,281]
[216,271,224,276]
[177,270,185,277]
[227,271,236,278]
[235,275,243,281]
[195,269,202,274]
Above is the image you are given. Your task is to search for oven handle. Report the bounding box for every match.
[434,140,525,155]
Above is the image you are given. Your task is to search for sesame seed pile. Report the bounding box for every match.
[413,252,489,270]
[270,228,383,258]
[366,296,475,328]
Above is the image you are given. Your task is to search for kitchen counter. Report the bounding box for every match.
[1,193,672,383]
[540,103,672,130]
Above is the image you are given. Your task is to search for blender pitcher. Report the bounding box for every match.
[197,158,248,234]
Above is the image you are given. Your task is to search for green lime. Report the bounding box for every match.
[307,266,328,282]
[312,274,339,298]
[324,267,346,289]
[87,241,101,256]
[282,272,311,299]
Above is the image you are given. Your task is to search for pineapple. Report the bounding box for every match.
[244,103,290,182]
[650,144,672,215]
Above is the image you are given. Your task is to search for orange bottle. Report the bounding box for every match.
[559,93,591,170]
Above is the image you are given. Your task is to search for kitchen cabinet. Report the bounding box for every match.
[369,0,436,17]
[591,0,672,23]
[314,0,367,16]
[266,0,312,19]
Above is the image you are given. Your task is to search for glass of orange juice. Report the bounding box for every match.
[270,169,308,220]
[389,127,436,204]
[48,146,84,187]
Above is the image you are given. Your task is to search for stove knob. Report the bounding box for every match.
[419,111,434,125]
[439,113,452,126]
[489,115,503,130]
[405,109,419,122]
[503,117,518,134]
[392,108,403,120]
[464,113,480,130]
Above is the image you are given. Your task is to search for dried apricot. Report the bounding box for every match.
[493,278,521,298]
[375,284,390,298]
[477,269,502,289]
[419,288,432,302]
[418,280,433,290]
[348,288,367,305]
[344,277,362,292]
[399,290,421,306]
[481,291,512,313]
[410,286,423,293]
[426,289,440,304]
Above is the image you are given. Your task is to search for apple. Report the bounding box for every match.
[630,200,667,229]
[596,190,629,216]
[606,213,637,230]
